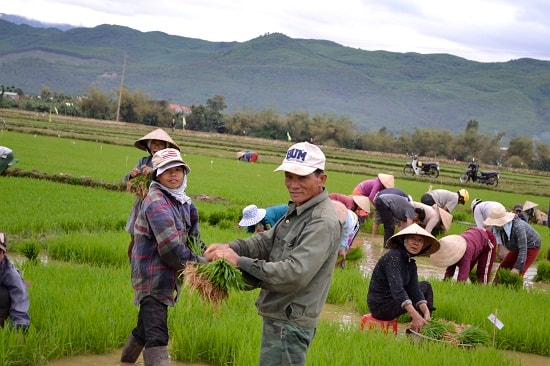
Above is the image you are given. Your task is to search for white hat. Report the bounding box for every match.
[385,224,440,256]
[471,198,482,212]
[152,148,190,176]
[239,205,267,227]
[483,206,515,227]
[0,231,7,252]
[378,173,395,188]
[352,195,371,213]
[430,234,467,267]
[274,142,326,176]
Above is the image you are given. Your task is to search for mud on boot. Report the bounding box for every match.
[143,346,169,366]
[120,334,144,364]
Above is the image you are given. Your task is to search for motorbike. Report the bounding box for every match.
[459,160,499,187]
[403,154,440,178]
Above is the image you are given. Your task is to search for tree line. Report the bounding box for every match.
[2,85,550,171]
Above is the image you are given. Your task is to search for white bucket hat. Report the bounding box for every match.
[239,205,267,227]
[483,206,515,227]
[430,234,467,267]
[274,142,326,176]
[152,148,190,176]
[352,195,371,213]
[385,223,440,256]
[378,173,395,188]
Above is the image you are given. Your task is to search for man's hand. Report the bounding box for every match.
[209,248,239,267]
[204,243,230,261]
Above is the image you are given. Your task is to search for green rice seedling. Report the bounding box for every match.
[327,264,368,310]
[186,235,205,256]
[345,246,363,261]
[420,318,455,340]
[47,231,129,267]
[533,260,550,282]
[19,241,41,262]
[495,268,523,290]
[125,172,151,199]
[182,258,247,305]
[457,325,490,346]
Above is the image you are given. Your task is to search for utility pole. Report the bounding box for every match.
[116,52,127,122]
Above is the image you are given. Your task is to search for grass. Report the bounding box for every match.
[0,117,549,364]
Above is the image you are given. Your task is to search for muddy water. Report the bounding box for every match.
[47,352,208,365]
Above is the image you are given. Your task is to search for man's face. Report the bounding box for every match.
[284,171,326,206]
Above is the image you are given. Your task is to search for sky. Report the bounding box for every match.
[3,0,550,63]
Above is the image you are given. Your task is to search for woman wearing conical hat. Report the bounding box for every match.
[124,129,180,257]
[367,224,440,333]
[483,206,541,279]
[431,227,497,284]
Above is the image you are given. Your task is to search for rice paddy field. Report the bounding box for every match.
[0,109,549,365]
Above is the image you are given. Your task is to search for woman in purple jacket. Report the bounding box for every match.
[431,228,497,284]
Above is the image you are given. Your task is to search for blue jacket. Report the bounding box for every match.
[0,256,30,328]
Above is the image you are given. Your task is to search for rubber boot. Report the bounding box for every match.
[143,346,170,366]
[120,334,144,364]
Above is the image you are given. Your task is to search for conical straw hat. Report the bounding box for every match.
[134,128,180,151]
[438,207,453,232]
[522,200,538,211]
[352,195,371,213]
[385,223,440,256]
[378,173,394,188]
[430,234,467,267]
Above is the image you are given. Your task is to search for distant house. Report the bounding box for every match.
[3,92,19,100]
[168,103,191,114]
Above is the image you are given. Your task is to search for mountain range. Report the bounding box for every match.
[1,15,550,144]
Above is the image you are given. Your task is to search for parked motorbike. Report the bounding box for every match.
[459,160,499,187]
[403,154,440,178]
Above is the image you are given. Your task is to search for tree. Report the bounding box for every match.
[507,136,535,167]
[78,87,114,120]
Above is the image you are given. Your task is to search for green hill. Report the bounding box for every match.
[1,20,550,143]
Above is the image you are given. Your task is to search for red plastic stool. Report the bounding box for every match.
[360,313,398,335]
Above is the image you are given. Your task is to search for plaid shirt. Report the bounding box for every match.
[132,185,199,306]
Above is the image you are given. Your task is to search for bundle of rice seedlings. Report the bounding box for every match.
[456,325,490,346]
[182,258,247,305]
[126,174,151,199]
[419,318,455,340]
[345,246,363,261]
[495,268,523,290]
